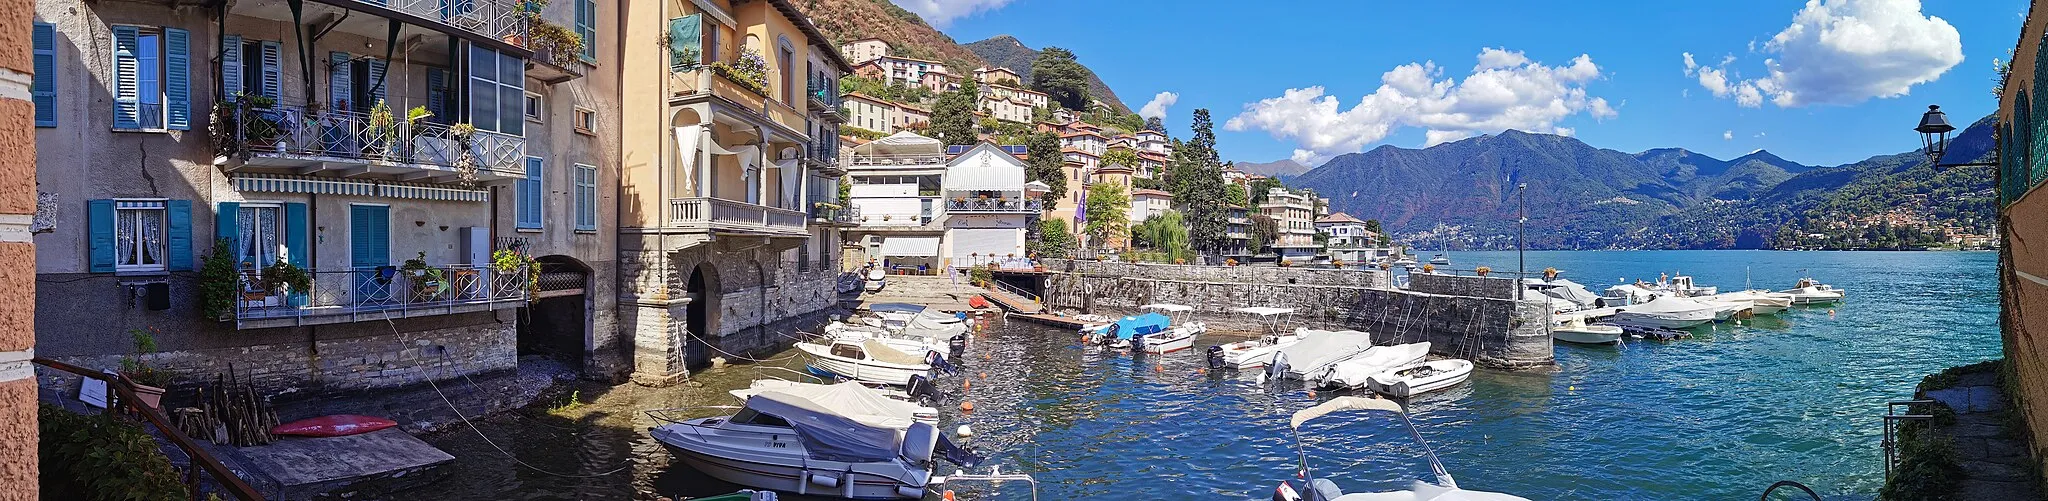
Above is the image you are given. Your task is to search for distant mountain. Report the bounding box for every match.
[1234,159,1311,179]
[1289,119,1995,250]
[963,35,1130,114]
[803,0,988,74]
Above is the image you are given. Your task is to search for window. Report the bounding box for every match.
[222,36,282,103]
[115,200,168,272]
[468,45,524,136]
[574,107,596,135]
[524,92,543,122]
[574,163,597,231]
[236,204,282,268]
[518,156,543,229]
[778,40,795,104]
[575,0,597,61]
[112,25,191,130]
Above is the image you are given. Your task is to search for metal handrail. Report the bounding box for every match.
[33,357,265,500]
[1882,399,1938,479]
[231,265,529,326]
[988,278,1041,303]
[230,102,525,174]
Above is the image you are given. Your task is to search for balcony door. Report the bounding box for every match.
[351,204,392,304]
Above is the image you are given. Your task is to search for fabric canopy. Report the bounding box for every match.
[854,131,944,156]
[731,381,926,430]
[1233,307,1297,316]
[1109,313,1170,340]
[1290,396,1402,430]
[862,338,927,366]
[943,144,1026,191]
[1275,329,1375,375]
[879,236,940,257]
[744,392,902,463]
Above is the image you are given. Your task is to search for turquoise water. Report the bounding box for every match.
[933,250,2000,500]
[393,251,2000,501]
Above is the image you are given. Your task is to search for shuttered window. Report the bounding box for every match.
[575,0,597,61]
[112,26,188,130]
[349,205,390,268]
[220,37,284,104]
[32,22,55,127]
[88,199,190,273]
[518,156,543,229]
[574,163,597,231]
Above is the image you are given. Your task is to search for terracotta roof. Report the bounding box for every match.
[1131,188,1174,198]
[1058,131,1105,139]
[1059,147,1098,157]
[1316,212,1365,224]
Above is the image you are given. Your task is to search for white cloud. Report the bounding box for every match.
[1684,0,1962,108]
[892,0,1015,28]
[1139,91,1179,120]
[1225,47,1615,164]
[1723,130,1734,140]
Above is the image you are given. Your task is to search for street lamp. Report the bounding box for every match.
[1516,183,1527,300]
[1914,104,1997,168]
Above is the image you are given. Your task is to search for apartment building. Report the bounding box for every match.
[981,93,1036,123]
[842,134,1039,270]
[1317,212,1390,263]
[1131,189,1173,223]
[30,0,624,395]
[984,83,1049,110]
[839,37,888,65]
[1224,206,1253,259]
[974,66,1023,86]
[841,92,896,132]
[1261,188,1320,262]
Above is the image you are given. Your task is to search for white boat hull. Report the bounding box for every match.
[654,422,929,500]
[1219,336,1302,369]
[797,343,933,386]
[1553,325,1623,345]
[1321,343,1430,389]
[1365,359,1474,398]
[1140,323,1204,354]
[1608,312,1714,329]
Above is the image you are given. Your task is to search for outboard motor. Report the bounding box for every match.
[905,374,944,405]
[925,351,957,374]
[948,333,968,354]
[1273,480,1301,501]
[1266,352,1291,381]
[934,432,984,468]
[1206,345,1227,370]
[1130,329,1146,351]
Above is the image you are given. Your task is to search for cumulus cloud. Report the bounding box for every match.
[1224,47,1615,164]
[1683,0,1962,108]
[1139,92,1179,120]
[1724,130,1734,140]
[893,0,1014,28]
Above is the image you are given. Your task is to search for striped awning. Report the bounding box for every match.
[232,174,487,202]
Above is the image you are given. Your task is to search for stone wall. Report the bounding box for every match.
[1042,261,1550,368]
[2001,187,2048,482]
[1042,258,1390,289]
[1409,273,1518,299]
[617,236,845,384]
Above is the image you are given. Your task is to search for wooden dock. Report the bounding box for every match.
[979,289,1045,314]
[1006,312,1091,330]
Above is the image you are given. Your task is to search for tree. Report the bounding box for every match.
[1133,210,1190,261]
[1166,109,1230,256]
[1032,105,1056,124]
[1030,219,1075,258]
[929,78,980,145]
[1101,148,1140,171]
[1225,184,1249,207]
[1030,47,1091,111]
[1143,116,1165,133]
[1024,132,1066,209]
[1364,219,1391,246]
[1248,177,1285,204]
[1084,182,1130,249]
[1250,214,1278,255]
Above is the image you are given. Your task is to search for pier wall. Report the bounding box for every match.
[1038,259,1551,368]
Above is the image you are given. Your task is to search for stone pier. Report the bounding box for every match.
[1038,259,1552,368]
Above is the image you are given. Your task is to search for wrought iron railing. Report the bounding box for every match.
[945,198,1042,213]
[370,0,532,48]
[811,205,859,224]
[230,103,525,176]
[848,153,946,166]
[669,197,809,234]
[232,265,528,326]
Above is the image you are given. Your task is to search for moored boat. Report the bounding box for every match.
[1266,329,1376,382]
[1270,397,1530,501]
[1608,296,1718,329]
[1320,342,1430,389]
[1081,312,1171,350]
[1365,359,1475,398]
[1552,316,1623,345]
[1700,290,1794,315]
[650,392,974,500]
[1136,303,1204,354]
[1211,307,1302,369]
[796,338,944,386]
[1779,278,1845,305]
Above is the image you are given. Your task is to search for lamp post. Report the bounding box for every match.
[1917,104,1998,168]
[1516,183,1527,300]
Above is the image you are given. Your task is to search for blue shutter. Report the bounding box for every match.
[215,202,240,260]
[350,205,390,268]
[329,51,352,112]
[166,200,193,271]
[285,202,308,268]
[575,165,596,230]
[111,26,141,129]
[221,35,243,102]
[88,200,116,273]
[366,58,387,108]
[164,28,191,130]
[32,23,55,127]
[519,157,542,228]
[426,68,448,124]
[260,41,283,101]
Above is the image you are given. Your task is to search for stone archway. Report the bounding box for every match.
[518,255,593,370]
[684,261,721,369]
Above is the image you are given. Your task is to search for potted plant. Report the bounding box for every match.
[1422,264,1436,273]
[1475,266,1492,277]
[366,99,396,157]
[1226,258,1239,267]
[119,328,171,409]
[1543,267,1559,280]
[259,259,313,306]
[400,252,446,302]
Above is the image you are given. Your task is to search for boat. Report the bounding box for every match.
[827,319,960,357]
[1428,254,1451,266]
[1365,359,1475,398]
[1211,307,1302,369]
[864,267,887,292]
[864,303,968,339]
[1652,274,1717,297]
[1699,290,1794,316]
[1552,316,1623,345]
[1320,342,1431,389]
[1270,397,1530,501]
[728,380,941,427]
[1608,296,1719,329]
[795,337,944,386]
[1779,278,1845,305]
[1393,257,1418,267]
[1135,303,1204,354]
[650,392,975,500]
[1695,299,1747,321]
[1524,278,1599,312]
[1266,329,1377,382]
[1080,312,1171,350]
[1598,283,1656,308]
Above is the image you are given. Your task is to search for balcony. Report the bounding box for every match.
[670,67,806,135]
[809,80,843,122]
[232,265,528,329]
[847,153,946,167]
[526,43,591,84]
[811,205,860,226]
[944,191,1042,214]
[330,0,530,49]
[669,197,809,237]
[225,103,525,181]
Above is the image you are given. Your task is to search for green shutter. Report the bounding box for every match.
[215,202,240,261]
[669,14,702,72]
[285,202,308,268]
[167,200,193,271]
[111,26,140,129]
[222,35,242,101]
[329,51,353,112]
[88,200,115,273]
[259,41,283,102]
[577,0,597,61]
[165,27,191,130]
[32,23,55,127]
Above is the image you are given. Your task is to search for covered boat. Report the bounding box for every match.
[1608,296,1718,329]
[1272,397,1530,501]
[1365,359,1474,398]
[1700,290,1794,315]
[728,380,939,427]
[1524,278,1600,312]
[1320,342,1430,389]
[797,338,942,386]
[651,392,969,500]
[1082,312,1171,349]
[1213,307,1302,369]
[866,303,968,339]
[1266,329,1376,381]
[1552,316,1623,345]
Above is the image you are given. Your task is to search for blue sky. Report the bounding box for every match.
[902,0,2025,168]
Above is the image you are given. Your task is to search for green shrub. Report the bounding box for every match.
[969,265,992,287]
[39,404,191,500]
[196,239,237,319]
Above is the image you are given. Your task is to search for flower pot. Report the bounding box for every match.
[288,293,309,307]
[129,383,165,410]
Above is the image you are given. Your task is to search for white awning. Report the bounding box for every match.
[1141,304,1195,312]
[854,131,944,157]
[879,236,941,257]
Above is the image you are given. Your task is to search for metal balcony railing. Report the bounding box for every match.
[369,0,532,48]
[229,103,525,176]
[669,197,809,235]
[848,153,946,166]
[811,205,860,224]
[946,198,1042,213]
[232,265,528,327]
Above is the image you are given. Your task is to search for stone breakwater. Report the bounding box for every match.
[1038,259,1552,368]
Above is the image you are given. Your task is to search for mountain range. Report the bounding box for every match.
[1232,159,1312,179]
[1288,116,1998,250]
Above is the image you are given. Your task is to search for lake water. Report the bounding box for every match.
[383,250,2001,501]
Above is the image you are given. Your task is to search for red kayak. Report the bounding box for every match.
[272,415,399,437]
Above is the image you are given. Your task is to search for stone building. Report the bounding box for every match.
[28,0,623,399]
[3,0,38,492]
[1261,188,1320,262]
[1992,0,2048,482]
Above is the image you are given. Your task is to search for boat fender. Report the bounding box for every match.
[1205,345,1227,369]
[808,471,841,488]
[1272,480,1301,501]
[896,485,925,499]
[956,424,973,437]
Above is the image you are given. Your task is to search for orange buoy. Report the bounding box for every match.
[1307,390,1317,398]
[960,401,975,412]
[1153,364,1163,372]
[978,372,987,379]
[963,380,971,391]
[944,490,957,501]
[1197,368,1207,375]
[984,353,992,361]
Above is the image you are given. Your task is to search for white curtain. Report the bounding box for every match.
[776,158,801,209]
[673,125,701,196]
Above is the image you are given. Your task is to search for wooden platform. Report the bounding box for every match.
[980,290,1045,314]
[1007,312,1090,329]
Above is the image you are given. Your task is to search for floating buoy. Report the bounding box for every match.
[957,424,974,437]
[1197,368,1207,375]
[1828,309,1837,317]
[984,353,992,361]
[1307,390,1317,398]
[1153,364,1163,372]
[944,490,957,501]
[960,401,975,412]
[963,380,971,391]
[978,372,987,379]
[1569,385,1577,391]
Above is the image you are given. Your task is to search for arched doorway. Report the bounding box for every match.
[685,262,720,370]
[517,256,591,370]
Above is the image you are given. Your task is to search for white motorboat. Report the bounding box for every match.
[650,392,966,500]
[1652,274,1717,297]
[1272,397,1531,501]
[796,338,941,386]
[1320,342,1431,390]
[1598,283,1656,308]
[864,267,887,292]
[1780,278,1845,305]
[1080,313,1171,350]
[1695,300,1747,321]
[866,303,968,339]
[1699,290,1794,316]
[1524,278,1599,312]
[1136,303,1205,354]
[1365,359,1475,398]
[1608,296,1718,329]
[729,380,941,427]
[1552,316,1623,345]
[827,320,957,357]
[1210,307,1302,369]
[1266,329,1377,382]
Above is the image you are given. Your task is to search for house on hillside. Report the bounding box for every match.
[841,92,896,133]
[840,37,889,65]
[1317,212,1390,264]
[975,66,1024,86]
[842,134,1040,270]
[1262,189,1321,262]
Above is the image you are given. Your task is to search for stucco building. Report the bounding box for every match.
[1262,188,1320,262]
[1991,0,2048,483]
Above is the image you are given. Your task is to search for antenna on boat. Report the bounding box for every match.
[1290,426,1315,486]
[1395,403,1459,489]
[1746,266,1752,291]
